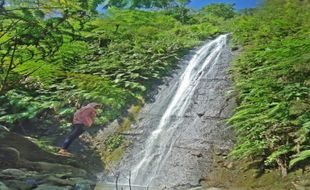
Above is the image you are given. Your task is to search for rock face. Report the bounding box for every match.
[0,128,95,190]
[0,147,20,167]
[103,35,236,189]
[0,128,76,166]
[0,181,9,190]
[0,166,94,190]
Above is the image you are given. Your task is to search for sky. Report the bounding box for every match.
[96,0,263,12]
[188,0,263,10]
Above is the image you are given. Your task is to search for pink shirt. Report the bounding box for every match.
[73,106,97,127]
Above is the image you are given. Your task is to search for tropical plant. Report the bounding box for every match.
[0,0,221,133]
[229,0,310,176]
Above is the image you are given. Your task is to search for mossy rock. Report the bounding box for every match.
[0,130,77,167]
[102,144,126,169]
[3,179,36,190]
[0,126,9,139]
[0,147,20,168]
[204,156,310,190]
[0,182,9,190]
[33,184,72,190]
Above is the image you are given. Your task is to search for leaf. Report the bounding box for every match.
[289,150,310,168]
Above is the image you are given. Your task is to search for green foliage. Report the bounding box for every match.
[105,134,124,152]
[0,0,90,92]
[0,90,58,123]
[0,1,221,133]
[104,0,191,9]
[290,150,310,168]
[29,137,58,153]
[202,3,235,20]
[229,0,310,173]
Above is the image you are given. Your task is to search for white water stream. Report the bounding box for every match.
[127,34,229,187]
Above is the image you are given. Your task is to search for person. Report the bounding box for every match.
[58,102,101,156]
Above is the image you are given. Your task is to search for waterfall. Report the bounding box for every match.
[127,34,229,187]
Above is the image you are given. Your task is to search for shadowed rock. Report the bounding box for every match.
[0,128,95,190]
[0,128,77,167]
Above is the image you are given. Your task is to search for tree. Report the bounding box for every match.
[0,0,89,93]
[175,0,191,23]
[102,0,191,9]
[202,3,235,19]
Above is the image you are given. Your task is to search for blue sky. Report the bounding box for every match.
[97,0,263,12]
[188,0,262,9]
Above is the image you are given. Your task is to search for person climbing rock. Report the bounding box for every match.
[58,103,101,156]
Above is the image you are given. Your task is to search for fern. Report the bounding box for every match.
[229,0,310,173]
[289,150,310,168]
[265,145,291,166]
[0,4,222,131]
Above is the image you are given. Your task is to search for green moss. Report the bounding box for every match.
[102,144,126,169]
[117,118,132,133]
[104,134,124,152]
[117,103,143,133]
[102,103,143,169]
[28,137,58,153]
[205,156,310,190]
[128,104,142,120]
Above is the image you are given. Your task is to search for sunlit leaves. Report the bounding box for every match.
[0,1,220,134]
[202,3,235,20]
[230,0,310,172]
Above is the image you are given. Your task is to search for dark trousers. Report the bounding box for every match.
[61,124,85,149]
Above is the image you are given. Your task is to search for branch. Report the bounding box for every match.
[0,19,21,39]
[1,39,17,92]
[12,49,35,69]
[115,173,119,190]
[0,46,11,68]
[20,65,43,82]
[0,25,31,46]
[129,171,132,190]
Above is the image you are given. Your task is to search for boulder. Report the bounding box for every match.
[0,181,9,190]
[33,184,72,190]
[35,162,87,177]
[40,175,75,186]
[0,131,77,167]
[1,168,26,177]
[72,178,95,190]
[74,183,92,190]
[0,147,20,167]
[2,179,35,190]
[0,128,96,190]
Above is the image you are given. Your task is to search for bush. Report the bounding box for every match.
[105,134,124,152]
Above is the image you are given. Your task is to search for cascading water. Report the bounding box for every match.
[131,34,229,187]
[97,34,234,189]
